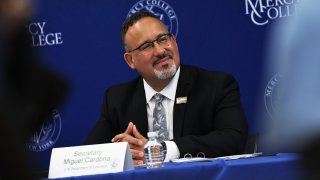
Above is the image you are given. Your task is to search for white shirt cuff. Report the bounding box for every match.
[164,141,180,162]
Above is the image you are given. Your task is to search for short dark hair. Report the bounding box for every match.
[120,11,160,50]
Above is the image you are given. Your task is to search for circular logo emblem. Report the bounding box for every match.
[127,0,179,37]
[111,158,120,169]
[26,110,62,152]
[264,73,283,119]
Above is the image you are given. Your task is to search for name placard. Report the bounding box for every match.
[48,142,133,179]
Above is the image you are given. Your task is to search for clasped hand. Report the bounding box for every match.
[111,122,147,165]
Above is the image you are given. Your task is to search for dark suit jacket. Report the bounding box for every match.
[85,65,248,158]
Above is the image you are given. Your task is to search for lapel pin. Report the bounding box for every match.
[176,96,187,104]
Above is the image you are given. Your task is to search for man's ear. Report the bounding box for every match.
[124,52,135,69]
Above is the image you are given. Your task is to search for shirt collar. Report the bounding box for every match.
[144,67,180,104]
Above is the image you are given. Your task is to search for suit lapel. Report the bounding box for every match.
[173,65,192,138]
[131,66,193,138]
[131,77,149,137]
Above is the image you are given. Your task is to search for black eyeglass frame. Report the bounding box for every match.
[127,33,172,53]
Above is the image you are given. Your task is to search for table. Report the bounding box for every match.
[44,153,303,180]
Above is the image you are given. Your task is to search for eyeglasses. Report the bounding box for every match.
[127,33,172,54]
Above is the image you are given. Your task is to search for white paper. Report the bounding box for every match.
[211,152,262,160]
[170,152,262,163]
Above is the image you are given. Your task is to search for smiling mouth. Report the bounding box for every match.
[153,56,171,67]
[154,59,168,66]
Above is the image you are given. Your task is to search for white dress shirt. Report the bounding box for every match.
[143,67,181,161]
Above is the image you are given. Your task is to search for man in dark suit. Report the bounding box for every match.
[85,11,247,165]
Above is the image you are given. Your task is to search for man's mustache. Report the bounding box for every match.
[152,52,173,64]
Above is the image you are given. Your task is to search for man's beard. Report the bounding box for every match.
[154,62,177,80]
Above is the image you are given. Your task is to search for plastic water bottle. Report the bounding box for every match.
[144,132,164,168]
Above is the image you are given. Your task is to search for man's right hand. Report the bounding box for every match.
[111,122,147,165]
[111,122,134,142]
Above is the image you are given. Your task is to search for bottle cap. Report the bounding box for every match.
[147,131,158,138]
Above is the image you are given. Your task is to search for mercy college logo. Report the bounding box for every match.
[245,0,300,26]
[264,73,283,118]
[26,110,62,152]
[127,0,179,37]
[26,22,63,47]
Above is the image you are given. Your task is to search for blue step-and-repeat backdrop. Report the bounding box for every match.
[26,0,300,170]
